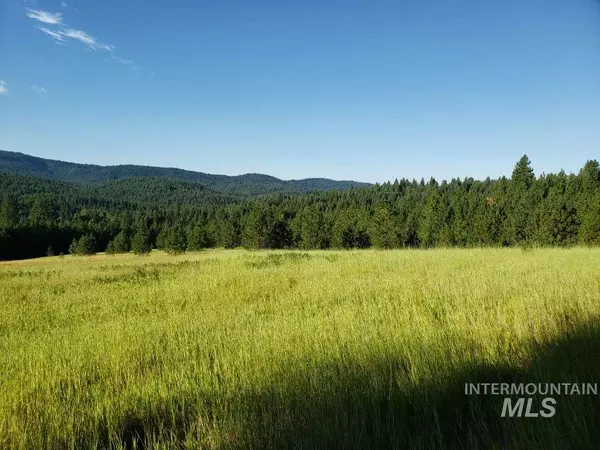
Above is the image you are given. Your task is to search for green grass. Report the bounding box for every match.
[1,248,600,449]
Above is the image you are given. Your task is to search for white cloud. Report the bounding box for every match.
[110,54,134,65]
[58,28,114,51]
[31,84,47,93]
[60,1,68,8]
[26,6,135,67]
[0,81,7,95]
[26,9,63,25]
[35,26,64,42]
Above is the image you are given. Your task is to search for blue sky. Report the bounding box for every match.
[1,0,599,183]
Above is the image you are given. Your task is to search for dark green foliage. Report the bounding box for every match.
[2,154,600,260]
[0,150,368,196]
[577,160,600,246]
[332,209,370,249]
[106,230,130,254]
[293,206,327,249]
[532,172,579,246]
[161,226,187,254]
[578,192,600,246]
[214,209,241,248]
[504,155,536,244]
[69,234,96,256]
[0,195,18,230]
[28,195,54,227]
[418,187,449,248]
[370,204,399,249]
[187,226,209,251]
[131,224,152,256]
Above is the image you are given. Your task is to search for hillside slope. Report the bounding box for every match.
[0,150,369,196]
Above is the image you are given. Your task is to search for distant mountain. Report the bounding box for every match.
[0,150,369,197]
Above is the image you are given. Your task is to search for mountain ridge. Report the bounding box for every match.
[0,150,370,196]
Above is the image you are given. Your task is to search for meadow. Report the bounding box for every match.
[1,248,600,449]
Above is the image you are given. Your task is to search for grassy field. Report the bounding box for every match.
[1,248,600,449]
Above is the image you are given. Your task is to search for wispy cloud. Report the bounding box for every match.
[26,8,134,67]
[59,28,114,51]
[60,1,68,8]
[110,54,134,65]
[35,26,64,42]
[35,25,114,52]
[31,84,47,93]
[0,81,7,96]
[26,9,63,25]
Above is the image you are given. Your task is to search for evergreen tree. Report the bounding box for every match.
[164,225,187,254]
[106,230,130,254]
[370,204,398,249]
[4,153,600,259]
[0,196,18,230]
[419,189,443,248]
[534,172,579,246]
[28,195,54,227]
[242,205,288,249]
[70,234,96,255]
[332,209,371,249]
[188,226,208,251]
[580,160,600,193]
[131,223,152,255]
[295,206,324,249]
[578,192,600,246]
[332,210,356,249]
[578,160,600,245]
[219,218,240,248]
[505,155,535,244]
[78,234,96,255]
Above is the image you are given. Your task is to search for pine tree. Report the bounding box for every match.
[219,218,240,249]
[28,195,54,227]
[105,240,116,255]
[68,238,78,255]
[242,206,273,249]
[534,173,578,246]
[131,223,152,255]
[70,234,96,255]
[332,210,356,249]
[578,192,600,246]
[0,196,18,230]
[106,230,130,254]
[578,160,600,245]
[505,155,536,244]
[188,226,208,251]
[419,189,444,248]
[332,209,371,249]
[370,204,398,249]
[296,206,324,249]
[77,234,96,255]
[164,226,187,254]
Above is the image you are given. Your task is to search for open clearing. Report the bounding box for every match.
[1,249,600,449]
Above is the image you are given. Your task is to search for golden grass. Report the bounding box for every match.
[1,248,599,449]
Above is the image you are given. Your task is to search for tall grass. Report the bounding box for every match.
[1,248,599,449]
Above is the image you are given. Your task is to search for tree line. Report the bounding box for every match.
[1,155,599,259]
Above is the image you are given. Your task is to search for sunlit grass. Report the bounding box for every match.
[1,248,599,449]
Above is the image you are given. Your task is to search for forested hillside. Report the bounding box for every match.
[0,150,368,196]
[1,155,599,260]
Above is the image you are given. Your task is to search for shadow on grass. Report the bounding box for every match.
[113,317,600,450]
